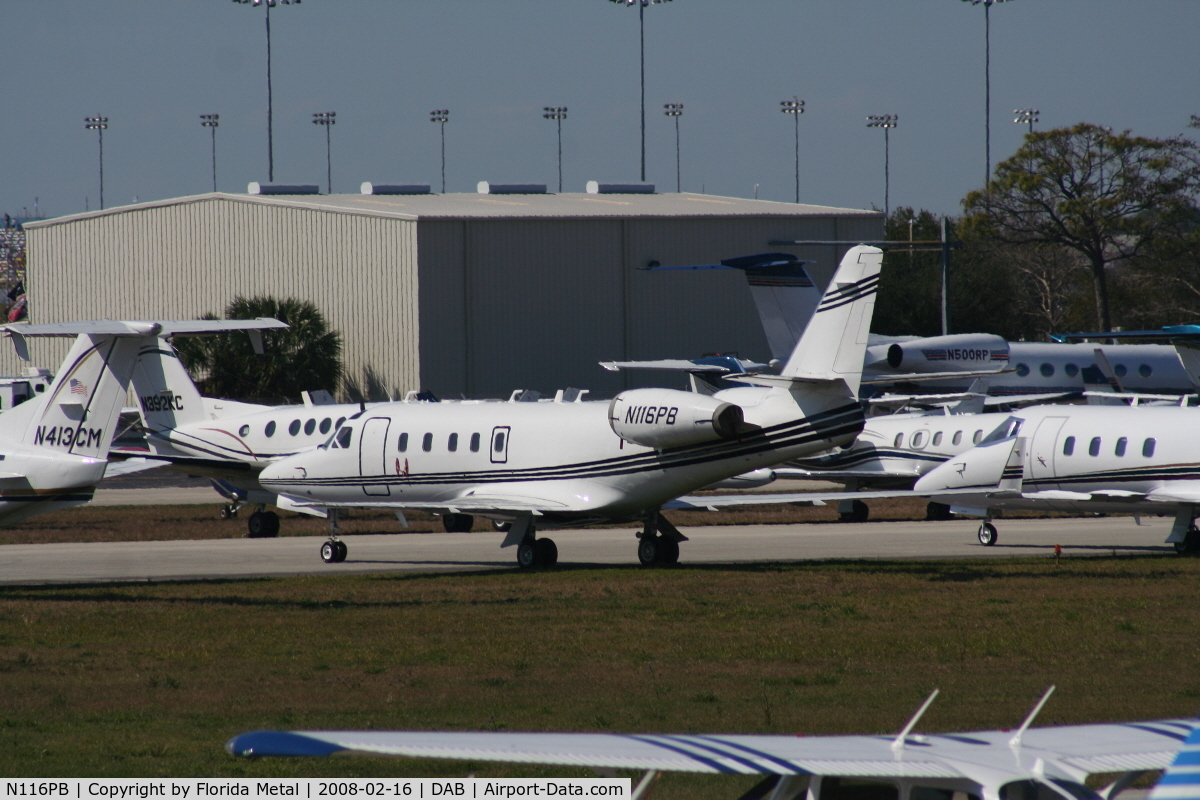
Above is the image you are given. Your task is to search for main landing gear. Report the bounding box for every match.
[442,513,475,533]
[320,510,347,563]
[1173,526,1200,555]
[637,513,687,566]
[838,499,869,523]
[246,505,280,538]
[499,518,558,568]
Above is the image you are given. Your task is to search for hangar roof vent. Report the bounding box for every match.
[476,182,548,195]
[360,183,432,195]
[247,183,320,195]
[586,181,655,194]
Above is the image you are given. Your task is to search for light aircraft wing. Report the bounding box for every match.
[109,448,261,478]
[102,457,170,478]
[772,466,924,481]
[600,359,732,373]
[227,719,1193,776]
[983,392,1080,407]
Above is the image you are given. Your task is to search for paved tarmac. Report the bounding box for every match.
[0,514,1176,585]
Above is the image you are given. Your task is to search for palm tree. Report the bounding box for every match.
[174,296,343,403]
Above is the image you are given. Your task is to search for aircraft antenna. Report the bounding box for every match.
[1009,685,1056,749]
[892,688,939,753]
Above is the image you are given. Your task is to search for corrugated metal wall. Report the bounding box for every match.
[19,198,420,395]
[416,213,883,400]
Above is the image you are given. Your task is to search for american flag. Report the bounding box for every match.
[69,378,88,395]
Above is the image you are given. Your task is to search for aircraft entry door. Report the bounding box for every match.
[359,417,392,496]
[490,426,510,464]
[1028,416,1068,491]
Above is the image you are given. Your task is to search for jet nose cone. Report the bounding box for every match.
[258,458,292,487]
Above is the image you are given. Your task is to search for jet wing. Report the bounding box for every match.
[665,487,988,511]
[861,368,1014,384]
[227,719,1193,776]
[102,457,170,478]
[109,448,260,479]
[291,495,572,515]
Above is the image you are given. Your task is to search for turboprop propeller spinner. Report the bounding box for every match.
[257,245,883,567]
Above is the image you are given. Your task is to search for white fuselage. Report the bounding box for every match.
[930,404,1200,516]
[259,385,864,525]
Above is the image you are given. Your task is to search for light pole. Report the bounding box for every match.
[866,114,898,218]
[543,107,568,192]
[780,97,804,203]
[962,0,1011,185]
[1014,108,1039,134]
[609,0,672,183]
[200,114,219,192]
[430,109,448,193]
[84,115,108,210]
[312,112,335,194]
[663,103,683,192]
[233,0,300,183]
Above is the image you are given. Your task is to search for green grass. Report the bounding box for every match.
[1,556,1199,795]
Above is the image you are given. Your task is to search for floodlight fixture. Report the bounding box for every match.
[84,115,109,210]
[543,107,568,192]
[430,109,449,192]
[961,0,1012,185]
[234,0,301,182]
[663,103,683,192]
[781,97,805,203]
[312,111,335,194]
[1014,108,1039,133]
[866,114,898,217]
[608,0,674,182]
[200,114,220,192]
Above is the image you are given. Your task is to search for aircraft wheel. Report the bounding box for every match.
[247,511,272,538]
[839,500,869,523]
[1173,526,1200,555]
[659,537,680,565]
[219,504,237,520]
[517,541,538,569]
[442,513,475,533]
[637,536,661,566]
[977,522,998,546]
[534,538,558,568]
[263,511,280,537]
[320,541,338,564]
[925,502,953,521]
[493,520,512,532]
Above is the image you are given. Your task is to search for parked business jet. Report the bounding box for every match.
[0,318,282,524]
[229,688,1197,800]
[125,336,380,537]
[257,245,884,567]
[909,404,1200,552]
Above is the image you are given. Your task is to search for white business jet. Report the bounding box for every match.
[909,404,1200,552]
[257,245,884,567]
[0,318,282,525]
[227,688,1198,800]
[125,336,385,537]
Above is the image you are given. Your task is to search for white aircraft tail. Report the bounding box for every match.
[778,245,882,394]
[130,338,210,432]
[6,332,150,459]
[1148,722,1200,800]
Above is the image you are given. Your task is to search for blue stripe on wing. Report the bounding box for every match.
[226,731,347,758]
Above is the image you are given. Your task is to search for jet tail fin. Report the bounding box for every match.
[777,245,882,394]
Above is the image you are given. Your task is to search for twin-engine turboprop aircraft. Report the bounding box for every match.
[124,336,383,537]
[229,689,1198,800]
[0,318,283,525]
[257,245,884,567]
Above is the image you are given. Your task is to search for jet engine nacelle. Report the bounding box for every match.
[865,333,1009,374]
[608,388,743,449]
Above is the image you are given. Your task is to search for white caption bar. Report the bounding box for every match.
[2,780,631,800]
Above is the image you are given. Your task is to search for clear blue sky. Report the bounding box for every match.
[4,0,1197,220]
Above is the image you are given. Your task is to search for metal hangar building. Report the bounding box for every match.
[21,192,882,399]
